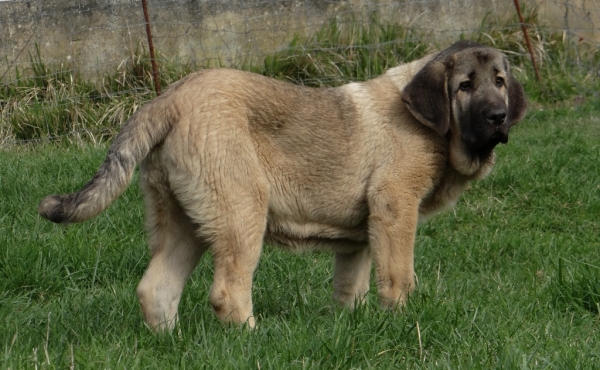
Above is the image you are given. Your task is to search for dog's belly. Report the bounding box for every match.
[265,219,368,253]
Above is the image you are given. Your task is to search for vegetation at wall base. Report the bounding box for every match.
[1,12,598,144]
[258,17,433,87]
[0,13,599,369]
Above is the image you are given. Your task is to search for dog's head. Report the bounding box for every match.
[401,40,527,176]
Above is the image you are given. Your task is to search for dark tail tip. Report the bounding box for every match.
[39,195,70,224]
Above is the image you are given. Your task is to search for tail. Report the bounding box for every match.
[39,95,175,223]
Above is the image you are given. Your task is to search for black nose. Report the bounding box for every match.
[484,108,507,126]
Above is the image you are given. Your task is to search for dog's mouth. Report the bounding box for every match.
[462,129,509,161]
[488,130,509,146]
[463,128,508,152]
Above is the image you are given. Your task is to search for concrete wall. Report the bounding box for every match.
[0,0,598,80]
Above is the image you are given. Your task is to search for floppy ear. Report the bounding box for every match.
[401,61,450,136]
[507,71,527,125]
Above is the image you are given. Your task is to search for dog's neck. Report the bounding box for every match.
[384,53,439,91]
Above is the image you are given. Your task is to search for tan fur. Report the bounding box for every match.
[39,41,526,332]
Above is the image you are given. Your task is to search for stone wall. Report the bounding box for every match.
[0,0,598,80]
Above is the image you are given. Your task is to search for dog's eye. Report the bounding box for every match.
[495,77,505,87]
[459,81,472,91]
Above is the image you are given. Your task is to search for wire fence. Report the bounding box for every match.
[1,0,599,146]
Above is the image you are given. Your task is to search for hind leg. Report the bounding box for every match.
[163,114,269,327]
[176,172,269,327]
[136,183,208,332]
[208,215,266,328]
[191,185,268,328]
[333,248,371,308]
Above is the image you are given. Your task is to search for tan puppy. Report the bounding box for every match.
[39,40,526,332]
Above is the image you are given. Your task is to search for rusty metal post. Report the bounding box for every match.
[513,0,541,82]
[141,0,161,95]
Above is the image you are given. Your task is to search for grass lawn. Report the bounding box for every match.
[0,99,598,369]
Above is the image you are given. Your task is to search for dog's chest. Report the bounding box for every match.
[418,168,471,220]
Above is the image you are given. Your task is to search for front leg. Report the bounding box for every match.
[368,185,420,310]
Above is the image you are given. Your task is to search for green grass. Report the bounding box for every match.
[1,99,599,368]
[1,11,600,369]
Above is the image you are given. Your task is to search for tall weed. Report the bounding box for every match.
[1,15,598,144]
